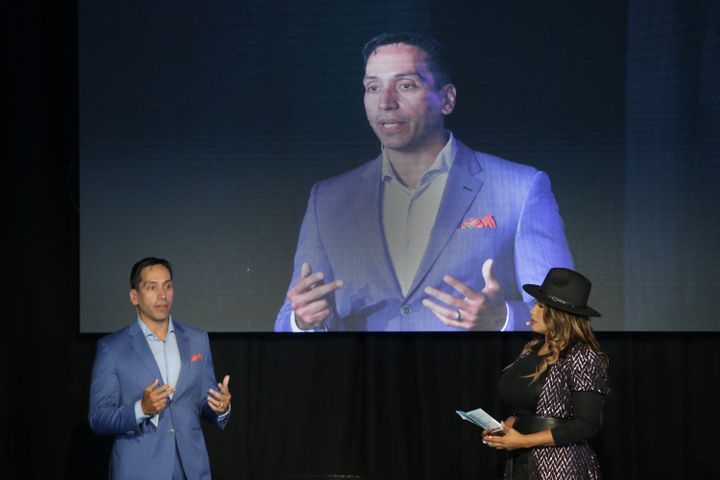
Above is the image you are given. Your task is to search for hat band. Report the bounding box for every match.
[547,294,581,309]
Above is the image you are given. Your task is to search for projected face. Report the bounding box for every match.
[129,264,174,325]
[363,43,456,154]
[529,302,549,335]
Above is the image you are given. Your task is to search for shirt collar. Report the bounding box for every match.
[381,131,456,185]
[137,315,175,340]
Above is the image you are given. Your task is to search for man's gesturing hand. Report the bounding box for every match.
[140,379,175,415]
[422,258,507,330]
[208,375,231,414]
[287,262,344,330]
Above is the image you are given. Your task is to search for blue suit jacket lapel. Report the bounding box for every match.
[172,321,191,396]
[406,141,484,297]
[128,321,164,383]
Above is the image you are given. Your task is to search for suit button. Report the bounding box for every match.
[169,428,175,434]
[400,305,412,316]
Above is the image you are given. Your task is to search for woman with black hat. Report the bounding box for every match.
[482,268,609,479]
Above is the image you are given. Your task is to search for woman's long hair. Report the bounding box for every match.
[520,303,607,383]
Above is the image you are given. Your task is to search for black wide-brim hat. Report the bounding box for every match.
[522,268,601,317]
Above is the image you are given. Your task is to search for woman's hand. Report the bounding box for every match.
[483,423,526,450]
[481,416,516,437]
[482,420,555,450]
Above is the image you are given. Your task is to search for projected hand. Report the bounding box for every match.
[287,262,344,330]
[422,258,507,330]
[140,379,175,415]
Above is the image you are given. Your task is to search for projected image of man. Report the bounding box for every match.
[275,32,573,332]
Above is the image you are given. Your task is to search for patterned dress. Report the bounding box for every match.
[499,343,609,479]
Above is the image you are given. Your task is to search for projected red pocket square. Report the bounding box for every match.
[190,353,203,362]
[459,215,496,229]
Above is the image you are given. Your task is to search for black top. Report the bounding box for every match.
[498,351,605,446]
[498,353,547,415]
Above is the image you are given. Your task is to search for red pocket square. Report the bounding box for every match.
[190,353,203,362]
[459,215,496,229]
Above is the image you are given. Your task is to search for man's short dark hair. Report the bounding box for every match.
[130,257,173,290]
[362,32,453,88]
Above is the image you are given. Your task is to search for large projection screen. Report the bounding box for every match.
[80,0,719,332]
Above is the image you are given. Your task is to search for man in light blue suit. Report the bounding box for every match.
[275,32,573,332]
[89,257,232,479]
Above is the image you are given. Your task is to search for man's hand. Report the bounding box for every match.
[140,379,175,415]
[287,262,344,330]
[422,258,507,330]
[208,375,231,414]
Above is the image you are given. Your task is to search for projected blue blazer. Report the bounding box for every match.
[89,320,228,479]
[275,139,573,332]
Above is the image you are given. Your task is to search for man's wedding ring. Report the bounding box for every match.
[455,309,462,321]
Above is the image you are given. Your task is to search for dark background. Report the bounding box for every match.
[6,0,720,479]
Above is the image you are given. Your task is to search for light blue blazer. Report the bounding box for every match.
[89,320,228,479]
[275,139,573,331]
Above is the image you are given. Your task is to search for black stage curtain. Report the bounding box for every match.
[6,1,719,479]
[6,332,720,479]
